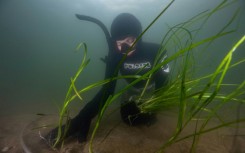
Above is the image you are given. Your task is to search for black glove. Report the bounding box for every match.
[120,101,156,126]
[44,116,91,147]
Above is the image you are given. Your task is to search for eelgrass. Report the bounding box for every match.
[53,0,245,152]
[53,43,142,147]
[154,35,245,153]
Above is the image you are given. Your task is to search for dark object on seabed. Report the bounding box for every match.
[120,101,157,126]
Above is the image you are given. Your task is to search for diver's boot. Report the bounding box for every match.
[44,125,68,147]
[76,120,91,143]
[77,121,90,143]
[44,120,79,147]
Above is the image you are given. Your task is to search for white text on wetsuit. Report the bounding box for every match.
[124,62,151,70]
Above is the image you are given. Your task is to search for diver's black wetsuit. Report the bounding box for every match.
[68,42,169,142]
[46,13,169,144]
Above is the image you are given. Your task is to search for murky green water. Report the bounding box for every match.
[0,0,244,152]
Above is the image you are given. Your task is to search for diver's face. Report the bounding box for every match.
[116,36,136,56]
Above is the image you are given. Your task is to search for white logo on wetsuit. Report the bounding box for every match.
[124,62,151,70]
[161,55,170,73]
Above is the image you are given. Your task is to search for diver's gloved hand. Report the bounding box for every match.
[44,125,67,147]
[120,101,157,126]
[44,118,91,147]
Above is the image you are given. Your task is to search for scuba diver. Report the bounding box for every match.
[45,13,170,145]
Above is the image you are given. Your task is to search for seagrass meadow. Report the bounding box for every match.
[0,0,244,153]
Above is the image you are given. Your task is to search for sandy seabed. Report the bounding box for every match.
[1,110,245,153]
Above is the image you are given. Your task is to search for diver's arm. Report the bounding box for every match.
[68,53,119,142]
[44,61,118,144]
[78,56,118,120]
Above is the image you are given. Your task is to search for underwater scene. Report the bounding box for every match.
[1,0,245,152]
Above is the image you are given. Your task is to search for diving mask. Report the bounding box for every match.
[116,36,136,56]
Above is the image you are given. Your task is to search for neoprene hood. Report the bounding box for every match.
[110,13,142,40]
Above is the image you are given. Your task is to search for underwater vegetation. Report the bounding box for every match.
[48,0,245,152]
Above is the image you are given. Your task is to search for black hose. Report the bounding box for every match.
[75,14,113,55]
